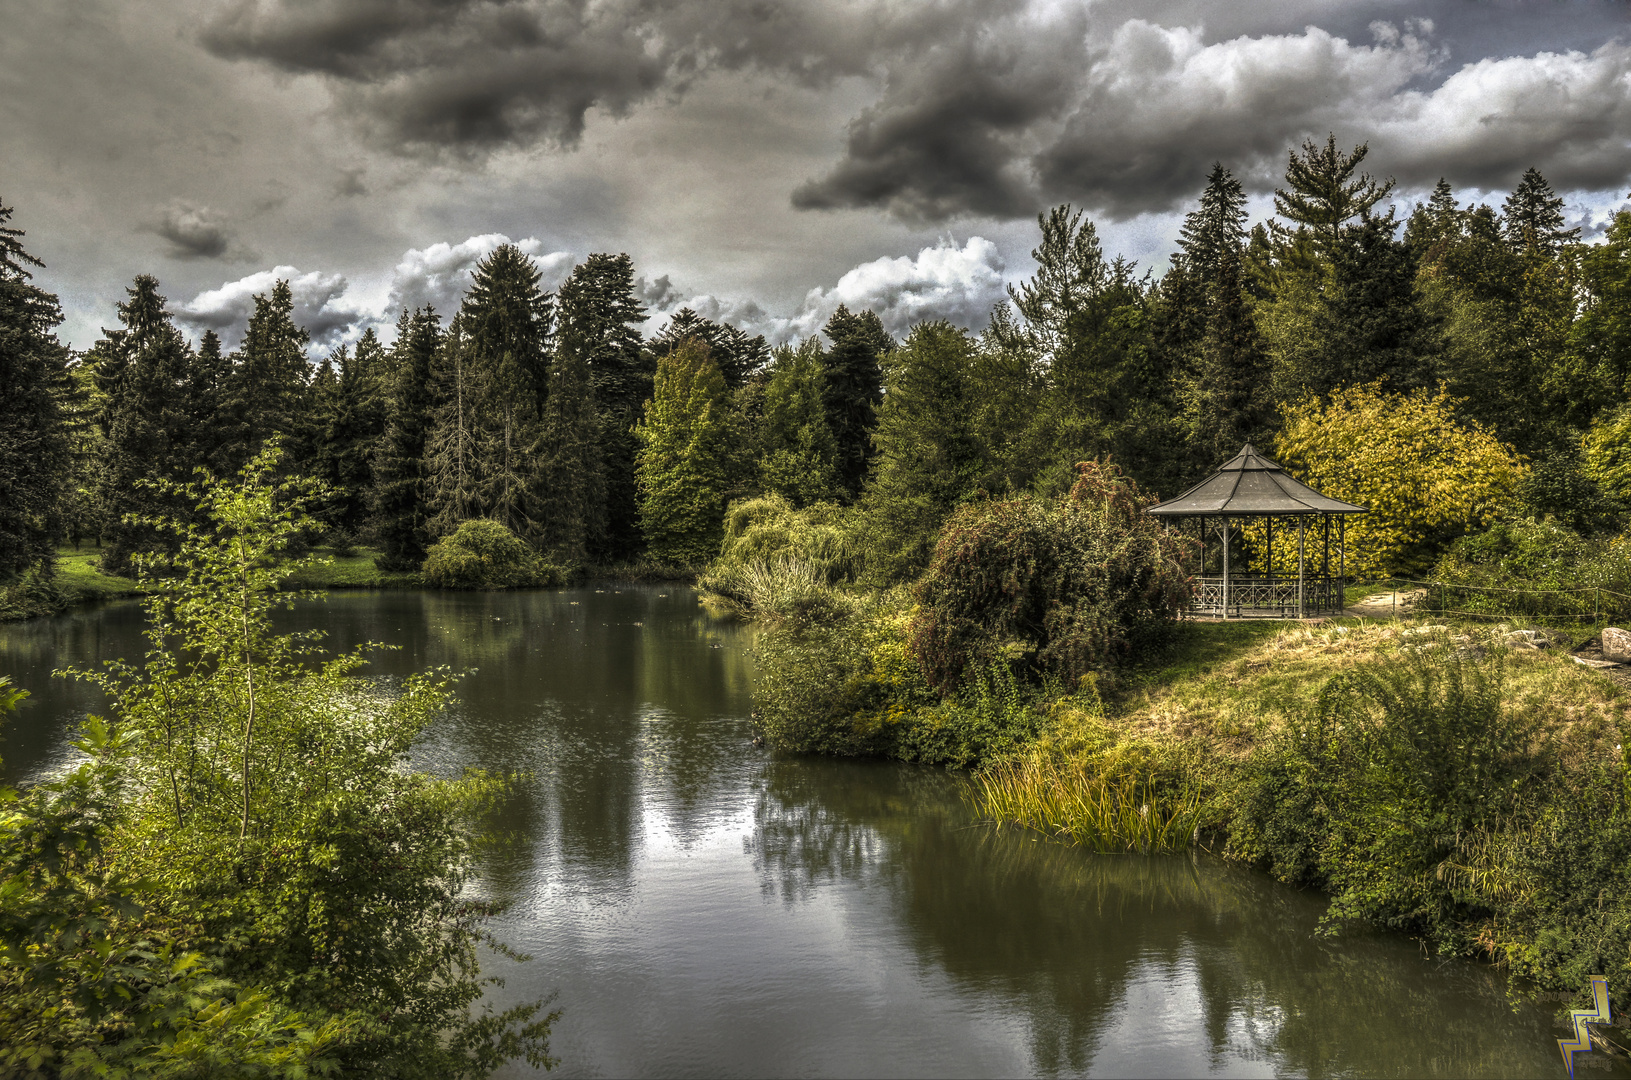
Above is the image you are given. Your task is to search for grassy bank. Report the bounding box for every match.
[749,598,1631,1008]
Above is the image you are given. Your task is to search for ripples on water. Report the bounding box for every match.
[2,587,1621,1078]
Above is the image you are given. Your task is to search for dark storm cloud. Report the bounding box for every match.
[197,0,1631,220]
[150,201,238,260]
[198,0,978,157]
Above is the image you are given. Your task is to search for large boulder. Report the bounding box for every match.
[1602,626,1631,663]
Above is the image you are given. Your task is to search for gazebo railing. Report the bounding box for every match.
[1191,574,1346,618]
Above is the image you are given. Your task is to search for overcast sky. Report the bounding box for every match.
[3,0,1629,355]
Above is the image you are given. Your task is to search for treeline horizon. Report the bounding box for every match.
[3,131,1630,587]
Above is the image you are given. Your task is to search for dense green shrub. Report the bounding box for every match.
[752,596,1051,767]
[699,495,860,620]
[908,460,1193,694]
[1432,517,1631,620]
[1225,639,1631,1003]
[421,518,562,589]
[1226,644,1548,943]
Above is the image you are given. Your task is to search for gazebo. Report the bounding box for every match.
[1147,444,1367,619]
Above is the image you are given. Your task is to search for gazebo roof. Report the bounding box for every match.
[1146,444,1368,517]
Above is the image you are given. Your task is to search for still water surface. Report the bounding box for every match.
[0,586,1619,1078]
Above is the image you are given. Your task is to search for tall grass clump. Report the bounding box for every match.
[700,494,860,621]
[976,757,1208,853]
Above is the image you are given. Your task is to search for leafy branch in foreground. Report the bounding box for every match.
[6,445,556,1077]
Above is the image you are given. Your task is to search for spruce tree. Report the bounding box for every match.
[423,318,487,537]
[458,245,553,536]
[89,276,195,575]
[0,196,72,581]
[1189,245,1273,466]
[1403,179,1461,264]
[634,339,744,563]
[222,280,311,473]
[316,328,388,539]
[1176,163,1248,286]
[1316,214,1438,394]
[185,330,233,478]
[532,319,606,563]
[1004,205,1109,362]
[1502,167,1580,256]
[759,339,841,506]
[819,305,891,498]
[555,254,649,561]
[372,307,441,570]
[1273,134,1395,252]
[858,322,987,582]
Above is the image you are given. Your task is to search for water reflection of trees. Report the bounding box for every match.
[751,759,1599,1079]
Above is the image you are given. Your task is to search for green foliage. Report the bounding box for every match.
[855,322,989,583]
[908,461,1194,694]
[1275,383,1527,576]
[421,518,561,589]
[819,305,891,498]
[758,340,842,507]
[531,317,606,564]
[635,338,746,564]
[222,280,313,475]
[373,307,441,571]
[1272,134,1394,252]
[39,445,556,1075]
[1431,517,1631,619]
[0,196,71,583]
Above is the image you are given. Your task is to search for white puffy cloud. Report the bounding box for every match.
[384,234,575,318]
[177,265,369,352]
[651,236,1007,344]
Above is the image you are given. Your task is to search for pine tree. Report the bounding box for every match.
[759,339,841,506]
[372,307,441,570]
[185,330,233,478]
[1004,205,1109,362]
[423,319,487,537]
[555,254,649,561]
[222,280,311,473]
[532,319,606,563]
[459,245,553,536]
[89,276,195,575]
[1502,167,1580,256]
[0,196,72,581]
[819,305,891,498]
[1273,134,1395,252]
[634,339,744,563]
[1176,163,1248,286]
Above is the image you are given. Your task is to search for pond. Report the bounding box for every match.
[0,585,1618,1078]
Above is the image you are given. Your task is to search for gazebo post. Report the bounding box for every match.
[1339,516,1346,598]
[1322,514,1331,611]
[1222,517,1231,620]
[1297,514,1306,619]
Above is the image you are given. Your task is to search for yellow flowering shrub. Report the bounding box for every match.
[1274,384,1527,577]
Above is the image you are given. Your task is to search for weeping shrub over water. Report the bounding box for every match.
[908,460,1193,694]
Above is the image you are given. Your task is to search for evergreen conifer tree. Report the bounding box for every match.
[1189,245,1274,466]
[1316,214,1438,394]
[372,307,440,570]
[222,280,311,473]
[1273,134,1395,252]
[1502,167,1580,255]
[651,308,769,389]
[423,318,487,537]
[532,319,606,563]
[555,254,649,560]
[819,305,891,498]
[1003,205,1109,362]
[634,339,743,563]
[89,276,195,574]
[458,245,553,536]
[1176,163,1249,286]
[759,340,841,506]
[0,196,72,580]
[185,329,233,478]
[316,329,388,539]
[858,322,987,582]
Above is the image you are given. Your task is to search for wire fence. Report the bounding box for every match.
[1355,577,1631,627]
